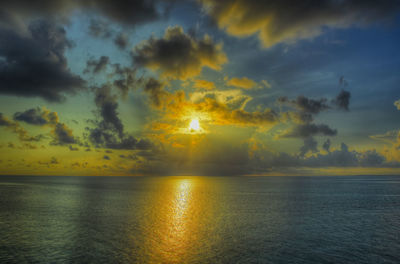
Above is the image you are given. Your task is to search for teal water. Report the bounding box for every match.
[0,176,399,263]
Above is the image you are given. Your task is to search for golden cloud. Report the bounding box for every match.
[226,77,257,89]
[193,79,216,90]
[200,0,400,47]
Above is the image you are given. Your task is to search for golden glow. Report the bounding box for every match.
[189,118,200,132]
[138,177,219,263]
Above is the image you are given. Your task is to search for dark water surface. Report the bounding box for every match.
[0,176,399,263]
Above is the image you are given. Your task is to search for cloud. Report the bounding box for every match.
[52,123,76,145]
[0,113,13,127]
[278,94,347,140]
[370,130,398,143]
[299,137,318,157]
[133,26,227,80]
[1,0,175,26]
[333,89,351,111]
[111,64,140,98]
[84,56,109,74]
[226,77,257,89]
[12,107,77,145]
[88,19,112,38]
[282,123,337,138]
[394,99,400,110]
[0,19,86,102]
[199,0,400,47]
[180,96,279,127]
[87,85,152,150]
[279,95,330,115]
[13,107,58,125]
[103,155,110,160]
[193,79,216,90]
[0,113,42,142]
[144,77,168,108]
[322,138,331,153]
[114,32,129,50]
[89,19,113,38]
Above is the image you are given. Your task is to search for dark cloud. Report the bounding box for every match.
[0,113,42,142]
[0,19,85,102]
[322,138,331,153]
[333,89,351,111]
[279,95,330,115]
[302,143,391,168]
[52,123,76,145]
[144,77,168,107]
[87,85,152,150]
[1,0,175,26]
[133,26,227,80]
[114,33,129,50]
[103,155,110,160]
[12,107,77,146]
[200,0,400,47]
[13,107,58,125]
[300,137,318,157]
[111,64,140,98]
[88,19,112,38]
[282,123,337,138]
[84,56,109,74]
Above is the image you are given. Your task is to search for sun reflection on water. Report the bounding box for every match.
[140,178,199,263]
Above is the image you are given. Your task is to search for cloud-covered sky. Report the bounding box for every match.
[1,0,400,176]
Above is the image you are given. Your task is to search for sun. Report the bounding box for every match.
[189,118,200,132]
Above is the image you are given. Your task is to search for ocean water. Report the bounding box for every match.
[0,176,399,263]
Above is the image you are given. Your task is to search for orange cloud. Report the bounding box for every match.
[226,77,257,89]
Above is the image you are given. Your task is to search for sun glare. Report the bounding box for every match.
[189,118,200,132]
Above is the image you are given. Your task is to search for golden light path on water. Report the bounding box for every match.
[138,177,217,263]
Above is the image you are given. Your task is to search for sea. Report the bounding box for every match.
[0,175,399,263]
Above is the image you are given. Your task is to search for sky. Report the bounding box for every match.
[1,0,400,176]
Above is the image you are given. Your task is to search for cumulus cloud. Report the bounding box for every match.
[51,123,76,145]
[111,64,140,98]
[13,107,77,145]
[333,90,351,111]
[0,113,42,142]
[144,77,168,108]
[278,94,346,141]
[88,19,112,38]
[87,85,152,150]
[199,0,400,47]
[0,19,85,102]
[322,138,331,153]
[114,32,129,50]
[133,26,227,80]
[13,107,58,125]
[394,99,400,110]
[299,137,318,157]
[84,56,109,74]
[226,77,257,89]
